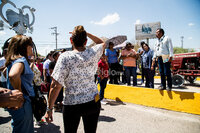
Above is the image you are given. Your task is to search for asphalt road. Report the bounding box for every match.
[1,99,200,133]
[0,79,200,133]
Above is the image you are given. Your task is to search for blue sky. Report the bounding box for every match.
[0,0,200,56]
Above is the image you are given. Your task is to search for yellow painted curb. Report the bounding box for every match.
[137,75,200,81]
[98,84,200,115]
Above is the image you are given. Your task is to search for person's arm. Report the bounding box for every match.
[151,44,157,70]
[0,66,5,72]
[87,33,106,50]
[6,62,25,109]
[128,50,137,58]
[0,88,24,108]
[2,67,7,79]
[9,63,24,92]
[168,37,173,62]
[151,58,156,71]
[43,69,48,83]
[120,50,127,59]
[45,78,62,123]
[97,64,104,80]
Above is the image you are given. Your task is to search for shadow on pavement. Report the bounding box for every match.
[159,90,195,100]
[185,83,200,87]
[98,115,116,122]
[106,97,126,106]
[174,91,195,100]
[34,123,61,133]
[0,116,11,124]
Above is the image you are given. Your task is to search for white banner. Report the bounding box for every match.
[135,22,161,40]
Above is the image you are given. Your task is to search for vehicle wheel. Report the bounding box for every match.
[185,76,197,83]
[172,74,184,87]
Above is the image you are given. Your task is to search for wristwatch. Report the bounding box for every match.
[47,107,53,112]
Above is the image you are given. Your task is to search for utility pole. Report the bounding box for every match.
[50,27,59,50]
[181,36,184,48]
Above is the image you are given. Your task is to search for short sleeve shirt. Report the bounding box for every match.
[0,57,6,82]
[33,64,43,86]
[7,57,34,101]
[121,49,137,67]
[43,59,51,76]
[52,44,104,105]
[105,49,118,63]
[98,60,109,78]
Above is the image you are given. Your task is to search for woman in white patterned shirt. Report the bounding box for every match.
[45,25,106,133]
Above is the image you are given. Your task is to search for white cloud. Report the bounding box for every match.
[0,31,6,36]
[188,23,194,26]
[134,19,141,24]
[37,45,54,56]
[188,37,193,40]
[90,13,120,26]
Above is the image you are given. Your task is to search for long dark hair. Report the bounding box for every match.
[71,25,87,48]
[5,35,33,66]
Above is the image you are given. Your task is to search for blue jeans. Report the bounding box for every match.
[98,77,108,100]
[8,100,34,133]
[1,81,7,88]
[143,68,155,88]
[157,57,172,88]
[124,66,137,86]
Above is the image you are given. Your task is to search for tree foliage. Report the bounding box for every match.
[173,47,195,54]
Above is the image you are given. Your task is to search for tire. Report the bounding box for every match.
[172,74,184,87]
[185,76,197,83]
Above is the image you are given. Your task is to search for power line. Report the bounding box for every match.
[50,27,59,50]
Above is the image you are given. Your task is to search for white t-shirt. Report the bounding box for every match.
[43,59,51,76]
[0,57,6,82]
[52,44,104,105]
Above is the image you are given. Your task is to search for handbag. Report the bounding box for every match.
[22,82,47,121]
[40,83,50,93]
[31,83,47,121]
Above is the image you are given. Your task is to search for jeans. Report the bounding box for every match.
[109,63,119,84]
[0,81,7,88]
[143,68,155,88]
[63,100,101,133]
[141,65,145,82]
[98,77,108,100]
[8,100,34,133]
[124,66,137,86]
[157,57,172,88]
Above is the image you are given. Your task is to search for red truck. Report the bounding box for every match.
[171,52,200,87]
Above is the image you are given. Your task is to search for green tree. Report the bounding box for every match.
[173,47,195,54]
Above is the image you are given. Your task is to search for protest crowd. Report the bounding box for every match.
[0,26,173,133]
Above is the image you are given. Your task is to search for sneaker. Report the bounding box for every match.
[36,119,46,126]
[158,86,166,90]
[101,99,107,105]
[166,87,172,91]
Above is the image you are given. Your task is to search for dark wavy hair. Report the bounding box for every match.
[71,25,87,48]
[5,35,33,66]
[142,43,150,50]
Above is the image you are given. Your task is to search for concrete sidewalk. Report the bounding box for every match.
[1,101,200,133]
